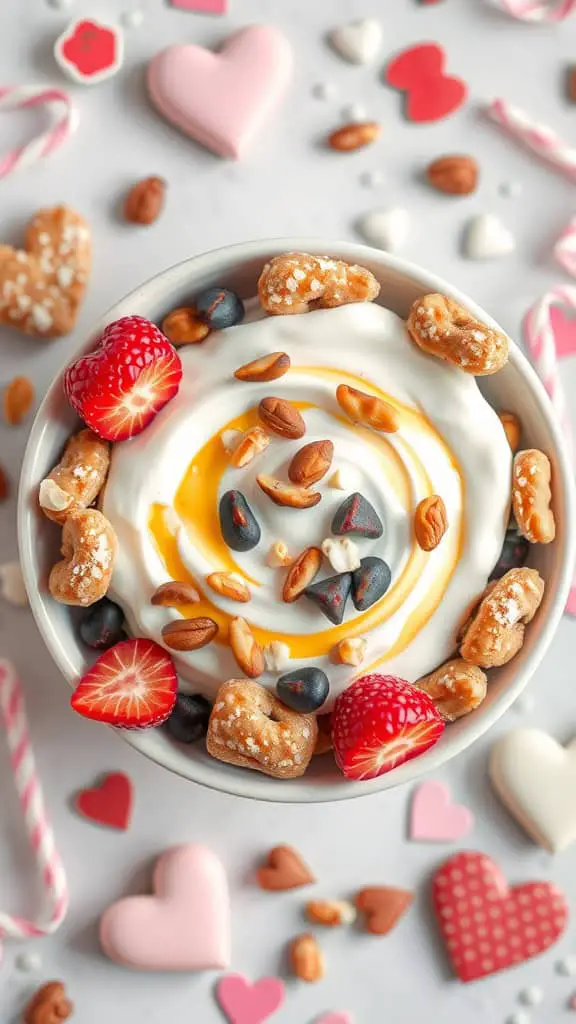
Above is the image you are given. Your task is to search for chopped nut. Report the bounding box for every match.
[264,639,291,672]
[3,376,34,426]
[220,428,243,454]
[230,426,270,468]
[322,537,361,573]
[266,540,293,567]
[283,547,323,603]
[328,466,360,491]
[234,351,290,382]
[335,636,367,667]
[206,572,250,603]
[229,617,264,678]
[257,474,321,509]
[414,495,448,551]
[305,899,356,927]
[289,933,325,983]
[336,383,399,432]
[162,306,210,346]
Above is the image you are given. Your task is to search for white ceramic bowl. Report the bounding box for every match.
[18,239,576,803]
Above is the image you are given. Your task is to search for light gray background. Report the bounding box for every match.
[1,1,576,1021]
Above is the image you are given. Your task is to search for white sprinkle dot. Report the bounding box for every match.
[519,986,543,1007]
[15,951,42,972]
[312,81,336,101]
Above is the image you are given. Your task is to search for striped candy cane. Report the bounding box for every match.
[487,99,576,182]
[0,659,68,956]
[0,85,79,179]
[488,0,576,20]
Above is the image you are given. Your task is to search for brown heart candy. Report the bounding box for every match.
[256,844,315,891]
[355,886,413,935]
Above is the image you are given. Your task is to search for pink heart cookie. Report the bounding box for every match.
[147,25,293,159]
[99,844,230,971]
[216,974,285,1024]
[410,780,474,842]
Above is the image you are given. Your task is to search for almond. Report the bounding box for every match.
[499,410,521,453]
[230,426,270,468]
[206,572,250,603]
[0,465,9,501]
[328,121,381,152]
[4,376,34,426]
[289,440,334,486]
[336,384,399,433]
[414,495,448,551]
[229,616,264,678]
[305,900,357,927]
[161,616,217,651]
[151,581,201,607]
[283,546,322,603]
[289,933,324,983]
[162,306,210,346]
[258,397,306,439]
[256,474,321,509]
[426,155,478,196]
[124,175,166,224]
[234,351,290,382]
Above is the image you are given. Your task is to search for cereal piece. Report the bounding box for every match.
[415,659,487,721]
[48,508,117,607]
[321,537,361,573]
[162,306,210,346]
[512,449,555,544]
[206,679,318,780]
[23,981,73,1024]
[39,428,110,523]
[3,376,34,425]
[230,426,270,468]
[289,933,324,982]
[257,844,315,890]
[266,540,293,567]
[334,637,367,667]
[407,293,509,375]
[0,205,91,338]
[459,567,545,668]
[124,176,166,225]
[258,252,380,315]
[306,899,356,927]
[414,495,448,551]
[499,411,521,452]
[229,617,264,678]
[355,887,413,935]
[263,640,291,672]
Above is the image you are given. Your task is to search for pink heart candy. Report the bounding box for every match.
[170,0,226,11]
[215,974,285,1024]
[315,1015,352,1024]
[550,305,576,359]
[147,25,293,159]
[99,844,230,971]
[566,583,576,617]
[410,780,474,842]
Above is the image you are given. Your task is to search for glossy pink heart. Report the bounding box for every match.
[99,844,230,971]
[550,304,576,359]
[410,780,474,842]
[147,25,293,159]
[216,974,285,1024]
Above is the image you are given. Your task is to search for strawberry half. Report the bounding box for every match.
[64,315,182,441]
[332,674,444,781]
[71,638,178,729]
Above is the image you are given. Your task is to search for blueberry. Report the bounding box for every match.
[352,557,392,611]
[277,667,330,713]
[490,528,530,580]
[219,490,261,551]
[79,598,125,650]
[165,693,212,744]
[331,493,383,538]
[195,287,245,330]
[304,572,352,625]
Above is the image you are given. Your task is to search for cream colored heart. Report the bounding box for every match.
[490,728,576,853]
[329,19,383,65]
[464,213,515,260]
[357,208,410,252]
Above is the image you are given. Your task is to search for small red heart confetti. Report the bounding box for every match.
[385,43,467,123]
[432,851,568,982]
[75,772,133,831]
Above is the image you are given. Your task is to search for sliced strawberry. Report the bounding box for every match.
[64,315,182,441]
[332,673,444,781]
[71,638,178,729]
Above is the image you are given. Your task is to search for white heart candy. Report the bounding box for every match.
[329,19,383,65]
[490,727,576,852]
[464,213,515,260]
[357,208,410,252]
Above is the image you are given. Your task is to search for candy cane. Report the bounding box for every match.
[488,0,576,20]
[0,659,68,953]
[487,99,576,182]
[554,216,576,278]
[0,85,79,178]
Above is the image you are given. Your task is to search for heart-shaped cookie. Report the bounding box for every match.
[74,772,133,831]
[0,205,91,337]
[99,844,230,970]
[355,886,413,935]
[147,25,293,159]
[216,974,285,1024]
[410,780,474,842]
[432,850,568,982]
[256,845,315,891]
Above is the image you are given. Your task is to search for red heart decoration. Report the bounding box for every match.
[432,851,568,982]
[75,772,133,831]
[385,43,467,123]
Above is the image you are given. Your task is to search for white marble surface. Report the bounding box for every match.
[1,1,576,1022]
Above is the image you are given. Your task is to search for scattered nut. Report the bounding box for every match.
[220,428,243,454]
[289,439,334,486]
[264,639,291,672]
[266,540,293,567]
[161,616,217,651]
[3,375,34,425]
[230,426,270,468]
[426,155,479,195]
[23,981,73,1024]
[162,306,210,346]
[151,580,201,606]
[512,448,555,544]
[234,351,291,382]
[322,537,361,573]
[328,121,382,152]
[0,464,9,501]
[305,900,356,927]
[415,658,487,721]
[336,383,399,432]
[283,547,323,603]
[124,175,166,225]
[407,293,509,375]
[206,572,251,603]
[459,567,545,668]
[289,933,325,983]
[414,495,448,551]
[258,396,306,439]
[256,474,321,509]
[335,636,367,667]
[229,616,264,678]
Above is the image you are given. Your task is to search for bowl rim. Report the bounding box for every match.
[18,237,576,803]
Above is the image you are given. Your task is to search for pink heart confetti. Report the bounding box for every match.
[550,304,576,359]
[410,780,474,842]
[170,0,227,11]
[216,974,285,1024]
